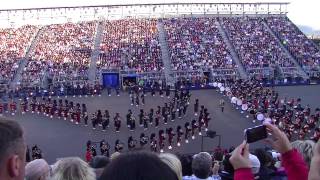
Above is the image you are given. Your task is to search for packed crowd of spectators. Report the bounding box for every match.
[98,19,163,73]
[2,117,320,180]
[163,17,235,72]
[0,25,38,84]
[265,16,320,71]
[220,17,294,72]
[23,21,97,87]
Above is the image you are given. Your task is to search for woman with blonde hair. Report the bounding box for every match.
[159,153,183,180]
[291,140,315,166]
[51,157,96,180]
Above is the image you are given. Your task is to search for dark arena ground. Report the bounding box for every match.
[3,85,320,164]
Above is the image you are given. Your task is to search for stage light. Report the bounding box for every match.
[185,139,189,143]
[177,142,181,146]
[192,136,195,139]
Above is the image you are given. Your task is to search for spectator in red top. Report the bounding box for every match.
[86,147,92,163]
[230,123,308,180]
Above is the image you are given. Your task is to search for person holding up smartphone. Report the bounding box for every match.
[230,123,308,180]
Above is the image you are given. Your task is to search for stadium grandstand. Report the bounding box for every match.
[0,1,320,180]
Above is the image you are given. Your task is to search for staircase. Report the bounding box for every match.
[262,21,309,79]
[88,21,105,84]
[10,27,44,89]
[157,21,176,86]
[216,21,248,80]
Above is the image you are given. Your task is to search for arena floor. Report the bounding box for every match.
[5,85,320,164]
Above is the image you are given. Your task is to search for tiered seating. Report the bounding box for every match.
[24,22,97,87]
[163,17,235,71]
[98,19,162,73]
[0,25,38,84]
[220,17,294,71]
[265,16,320,70]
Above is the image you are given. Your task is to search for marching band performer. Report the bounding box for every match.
[129,115,136,131]
[148,108,154,125]
[128,136,136,150]
[176,126,184,146]
[191,119,198,139]
[140,133,148,147]
[100,140,110,157]
[0,102,3,115]
[159,85,163,97]
[102,111,110,131]
[83,112,89,126]
[20,98,28,114]
[171,108,176,122]
[203,109,210,131]
[184,122,191,143]
[141,93,145,105]
[150,133,157,152]
[92,113,97,129]
[114,140,123,152]
[165,85,170,98]
[143,115,148,130]
[198,113,204,135]
[139,109,144,127]
[159,130,165,153]
[114,113,121,132]
[126,110,132,128]
[167,128,175,149]
[130,95,134,106]
[31,97,37,113]
[9,99,17,115]
[135,94,140,106]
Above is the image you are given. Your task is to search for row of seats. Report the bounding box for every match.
[220,17,294,70]
[98,19,163,74]
[163,17,235,71]
[0,25,38,84]
[265,16,320,70]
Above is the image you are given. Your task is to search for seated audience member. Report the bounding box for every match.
[249,154,261,177]
[177,154,193,176]
[159,153,183,180]
[0,118,26,180]
[99,151,178,180]
[253,148,275,180]
[291,140,315,167]
[51,157,96,180]
[90,156,110,179]
[183,152,221,180]
[229,123,308,180]
[25,159,50,180]
[219,154,234,180]
[309,140,320,180]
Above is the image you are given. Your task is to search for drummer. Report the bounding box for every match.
[128,136,136,150]
[219,99,225,112]
[140,133,148,147]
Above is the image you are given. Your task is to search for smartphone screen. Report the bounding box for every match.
[244,125,268,143]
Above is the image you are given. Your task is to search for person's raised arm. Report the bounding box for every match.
[230,141,254,180]
[264,123,308,180]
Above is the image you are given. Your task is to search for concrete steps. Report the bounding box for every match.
[216,21,248,80]
[157,21,175,86]
[88,21,105,84]
[262,20,309,79]
[10,27,45,88]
